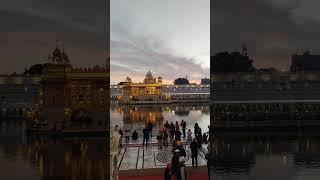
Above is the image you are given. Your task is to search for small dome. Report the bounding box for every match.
[52,48,61,57]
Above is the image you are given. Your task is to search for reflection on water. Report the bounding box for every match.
[110,101,210,133]
[209,133,320,180]
[0,120,108,180]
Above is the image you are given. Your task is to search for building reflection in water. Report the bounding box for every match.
[122,105,164,127]
[209,133,320,179]
[26,136,108,180]
[110,102,210,132]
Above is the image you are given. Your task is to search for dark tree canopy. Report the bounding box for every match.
[174,78,190,85]
[23,64,48,74]
[200,78,210,84]
[211,52,256,73]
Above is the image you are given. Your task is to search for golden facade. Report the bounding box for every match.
[120,70,165,103]
[40,45,109,131]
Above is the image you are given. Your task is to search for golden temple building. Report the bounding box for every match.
[120,70,166,104]
[38,43,109,132]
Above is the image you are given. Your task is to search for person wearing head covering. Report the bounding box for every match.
[177,156,187,180]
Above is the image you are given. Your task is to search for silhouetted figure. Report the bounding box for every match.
[124,127,130,143]
[163,129,169,147]
[177,157,187,180]
[157,131,163,149]
[164,121,170,129]
[171,149,180,179]
[194,123,200,135]
[119,128,123,148]
[164,164,172,180]
[190,138,198,167]
[187,129,192,145]
[181,120,186,138]
[175,121,180,131]
[203,133,208,144]
[147,122,153,137]
[170,122,175,140]
[175,130,182,141]
[132,130,138,141]
[143,127,149,146]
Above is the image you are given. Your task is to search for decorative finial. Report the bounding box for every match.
[48,49,51,61]
[56,40,59,49]
[242,43,248,56]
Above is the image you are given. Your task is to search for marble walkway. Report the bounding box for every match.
[117,136,209,170]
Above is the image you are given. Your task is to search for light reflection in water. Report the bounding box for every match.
[110,101,210,133]
[209,133,320,180]
[0,120,108,180]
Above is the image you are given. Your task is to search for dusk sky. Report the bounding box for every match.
[0,0,107,74]
[110,0,210,85]
[212,0,320,71]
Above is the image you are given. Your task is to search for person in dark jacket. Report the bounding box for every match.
[143,127,149,146]
[171,149,180,179]
[172,141,186,157]
[175,130,182,141]
[177,157,187,180]
[190,138,199,167]
[147,122,153,137]
[164,163,172,180]
[132,130,138,141]
[181,120,187,138]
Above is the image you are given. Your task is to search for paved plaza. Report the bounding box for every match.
[117,136,209,171]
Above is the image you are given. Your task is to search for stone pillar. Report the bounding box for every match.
[110,130,120,180]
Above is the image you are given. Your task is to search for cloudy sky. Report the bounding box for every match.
[110,0,210,85]
[212,0,320,71]
[0,0,108,74]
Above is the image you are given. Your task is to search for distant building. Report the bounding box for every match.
[291,51,320,72]
[201,78,210,85]
[174,77,190,85]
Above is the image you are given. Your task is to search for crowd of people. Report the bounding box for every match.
[114,120,210,180]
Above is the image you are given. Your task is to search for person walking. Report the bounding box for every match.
[147,122,153,138]
[187,129,192,145]
[118,128,123,148]
[143,127,150,146]
[163,129,169,147]
[157,130,163,149]
[181,120,186,138]
[124,126,130,143]
[170,122,175,141]
[190,138,199,167]
[175,121,180,132]
[132,130,138,142]
[164,121,170,130]
[175,129,182,141]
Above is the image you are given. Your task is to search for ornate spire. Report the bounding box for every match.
[48,49,51,62]
[56,40,60,49]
